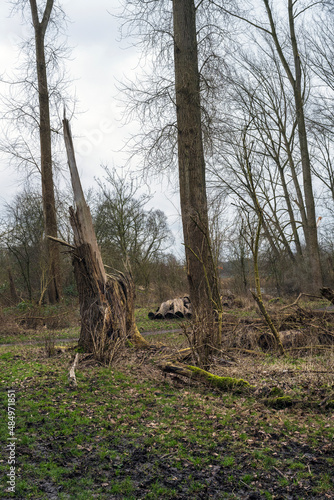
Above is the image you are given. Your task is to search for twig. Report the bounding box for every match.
[226,348,267,356]
[309,323,334,336]
[16,310,70,320]
[273,466,288,480]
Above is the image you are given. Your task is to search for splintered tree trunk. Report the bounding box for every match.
[63,119,149,354]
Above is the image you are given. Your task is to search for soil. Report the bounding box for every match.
[3,423,333,500]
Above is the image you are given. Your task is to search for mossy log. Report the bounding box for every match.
[158,361,250,391]
[264,396,293,409]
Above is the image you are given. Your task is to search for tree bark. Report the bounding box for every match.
[7,267,20,305]
[63,119,149,354]
[320,287,334,305]
[29,0,61,303]
[172,0,220,316]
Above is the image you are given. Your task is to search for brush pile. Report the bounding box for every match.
[221,292,334,353]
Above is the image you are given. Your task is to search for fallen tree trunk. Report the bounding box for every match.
[157,361,250,391]
[59,118,149,356]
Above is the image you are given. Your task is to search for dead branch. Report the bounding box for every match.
[285,345,334,351]
[279,293,322,311]
[47,235,76,249]
[68,353,79,388]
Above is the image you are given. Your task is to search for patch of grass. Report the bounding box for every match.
[223,456,235,467]
[0,326,80,345]
[287,459,305,470]
[110,476,134,495]
[0,330,333,499]
[312,473,333,494]
[241,473,253,484]
[144,482,177,499]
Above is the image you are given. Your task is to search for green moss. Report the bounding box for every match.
[265,396,293,409]
[186,365,250,390]
[269,386,285,397]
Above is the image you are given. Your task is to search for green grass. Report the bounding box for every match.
[0,334,333,498]
[135,306,186,332]
[0,326,80,345]
[0,307,184,346]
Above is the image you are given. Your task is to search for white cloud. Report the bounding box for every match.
[0,0,182,253]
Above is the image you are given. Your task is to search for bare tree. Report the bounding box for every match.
[119,0,229,315]
[172,0,221,314]
[29,0,61,303]
[1,0,73,303]
[93,166,173,286]
[212,0,324,291]
[2,189,44,301]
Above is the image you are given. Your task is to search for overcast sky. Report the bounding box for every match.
[0,0,183,255]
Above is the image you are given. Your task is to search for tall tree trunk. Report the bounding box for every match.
[29,0,61,303]
[287,0,322,291]
[262,0,322,292]
[172,0,220,315]
[7,266,20,305]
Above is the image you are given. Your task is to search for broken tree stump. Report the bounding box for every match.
[59,118,149,356]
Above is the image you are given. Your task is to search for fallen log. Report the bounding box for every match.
[157,361,250,391]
